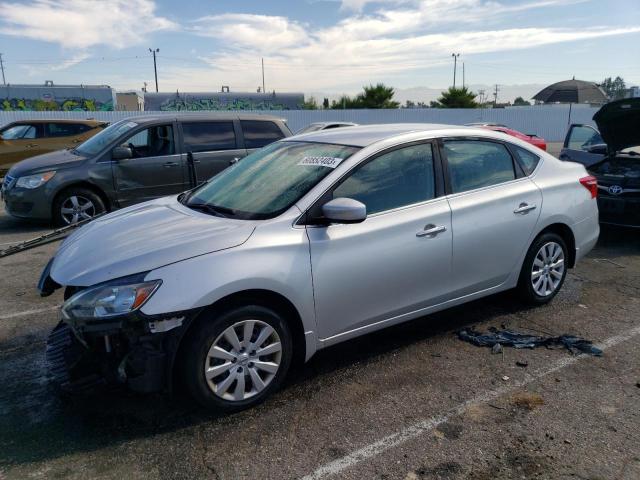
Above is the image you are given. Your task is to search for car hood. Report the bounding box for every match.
[8,149,87,177]
[50,197,257,286]
[593,98,640,153]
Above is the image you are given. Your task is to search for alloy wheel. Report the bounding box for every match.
[531,241,565,297]
[204,320,282,402]
[60,195,96,225]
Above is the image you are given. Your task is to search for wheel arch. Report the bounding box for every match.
[171,288,307,390]
[52,181,112,217]
[535,222,576,268]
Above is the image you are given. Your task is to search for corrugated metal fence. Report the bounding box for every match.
[0,105,598,142]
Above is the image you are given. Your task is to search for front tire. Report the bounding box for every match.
[517,232,568,305]
[53,187,106,227]
[182,305,292,412]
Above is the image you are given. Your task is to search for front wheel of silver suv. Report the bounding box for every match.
[182,305,293,412]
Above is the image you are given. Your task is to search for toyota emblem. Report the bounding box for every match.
[608,185,623,195]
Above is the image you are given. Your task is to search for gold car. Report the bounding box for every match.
[0,119,107,175]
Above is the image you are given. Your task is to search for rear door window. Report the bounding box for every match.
[46,123,90,137]
[512,145,541,175]
[182,122,236,152]
[444,140,516,193]
[240,120,285,149]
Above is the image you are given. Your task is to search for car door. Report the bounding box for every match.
[441,138,542,298]
[559,124,605,167]
[179,120,246,185]
[306,142,453,340]
[112,123,186,207]
[0,123,46,166]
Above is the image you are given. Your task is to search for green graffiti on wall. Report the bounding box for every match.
[159,97,296,111]
[0,98,114,111]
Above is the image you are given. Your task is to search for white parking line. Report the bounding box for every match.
[0,305,59,321]
[301,324,640,480]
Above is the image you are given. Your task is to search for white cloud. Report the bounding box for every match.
[0,0,177,49]
[183,0,640,92]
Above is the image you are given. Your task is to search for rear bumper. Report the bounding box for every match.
[572,212,600,265]
[597,196,640,228]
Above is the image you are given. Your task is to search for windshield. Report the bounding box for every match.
[75,119,138,156]
[186,141,359,220]
[1,124,35,140]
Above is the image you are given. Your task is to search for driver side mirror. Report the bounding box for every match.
[586,144,607,155]
[112,146,132,160]
[321,197,367,224]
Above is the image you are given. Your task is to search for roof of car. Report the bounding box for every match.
[287,123,481,147]
[8,119,106,126]
[119,113,287,124]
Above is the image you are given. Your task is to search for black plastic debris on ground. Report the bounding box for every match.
[457,327,603,356]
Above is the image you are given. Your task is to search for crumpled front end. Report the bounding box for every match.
[45,292,199,394]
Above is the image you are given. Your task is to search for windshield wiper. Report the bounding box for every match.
[186,202,235,218]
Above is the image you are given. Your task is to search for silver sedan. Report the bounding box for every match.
[46,124,600,411]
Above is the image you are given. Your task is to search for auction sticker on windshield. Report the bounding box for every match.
[298,156,345,168]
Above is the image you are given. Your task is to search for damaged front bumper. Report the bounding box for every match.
[45,308,199,394]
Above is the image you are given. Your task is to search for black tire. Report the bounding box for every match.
[517,232,568,305]
[52,187,106,227]
[182,305,293,412]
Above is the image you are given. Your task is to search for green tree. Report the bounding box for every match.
[513,96,531,106]
[302,96,319,110]
[600,76,626,100]
[434,87,478,108]
[330,83,400,109]
[357,83,400,109]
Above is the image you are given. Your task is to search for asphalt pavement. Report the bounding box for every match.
[0,200,639,480]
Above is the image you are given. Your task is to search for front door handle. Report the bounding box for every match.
[230,157,240,165]
[163,161,179,168]
[416,224,446,237]
[26,144,37,148]
[514,203,537,214]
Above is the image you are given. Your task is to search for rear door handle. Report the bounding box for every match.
[514,203,537,214]
[416,224,446,237]
[163,161,179,168]
[230,157,240,165]
[26,144,37,148]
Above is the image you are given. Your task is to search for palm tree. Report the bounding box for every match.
[357,83,400,109]
[434,87,478,108]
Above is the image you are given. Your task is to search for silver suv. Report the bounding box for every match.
[40,124,599,411]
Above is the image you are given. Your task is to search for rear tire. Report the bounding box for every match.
[53,187,106,227]
[517,232,568,305]
[182,305,292,412]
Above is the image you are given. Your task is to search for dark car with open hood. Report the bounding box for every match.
[560,98,640,228]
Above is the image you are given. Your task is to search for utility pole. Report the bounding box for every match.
[493,84,500,107]
[149,48,159,92]
[451,53,460,88]
[261,58,265,95]
[462,62,465,89]
[0,53,6,85]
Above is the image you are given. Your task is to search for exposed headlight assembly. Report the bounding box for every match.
[16,171,56,189]
[62,278,162,320]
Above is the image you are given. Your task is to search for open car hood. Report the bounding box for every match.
[593,98,640,153]
[50,197,256,287]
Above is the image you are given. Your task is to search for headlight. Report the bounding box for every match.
[16,171,56,189]
[62,279,161,320]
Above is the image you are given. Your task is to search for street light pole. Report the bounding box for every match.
[451,53,460,88]
[149,48,159,92]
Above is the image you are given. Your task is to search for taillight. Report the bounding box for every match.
[579,175,598,199]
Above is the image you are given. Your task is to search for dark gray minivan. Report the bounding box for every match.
[1,114,291,225]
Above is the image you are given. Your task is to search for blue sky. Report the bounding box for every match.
[0,0,638,100]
